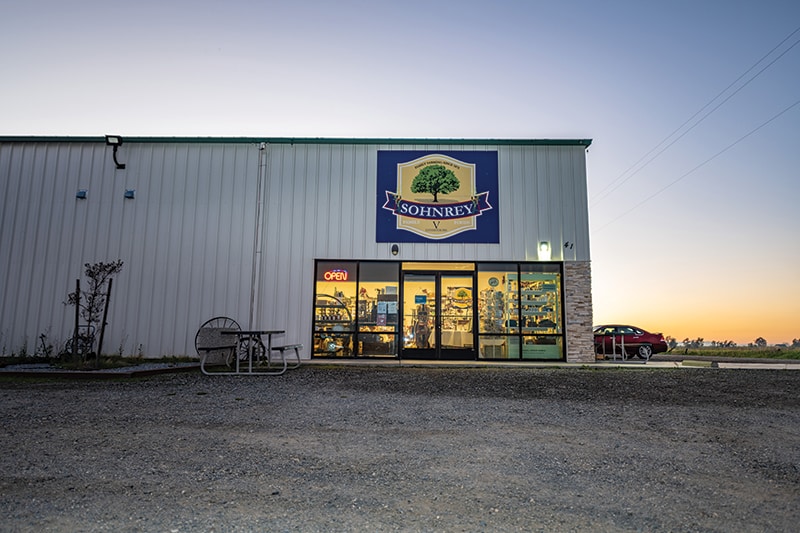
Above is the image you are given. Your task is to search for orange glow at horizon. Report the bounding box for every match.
[591,258,800,346]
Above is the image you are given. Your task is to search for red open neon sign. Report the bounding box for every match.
[323,269,348,281]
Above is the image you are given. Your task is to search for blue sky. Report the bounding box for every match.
[3,0,799,344]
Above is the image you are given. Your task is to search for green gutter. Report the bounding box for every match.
[0,136,591,147]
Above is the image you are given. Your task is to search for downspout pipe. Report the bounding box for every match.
[248,142,267,330]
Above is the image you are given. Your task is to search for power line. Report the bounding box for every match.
[592,97,800,233]
[592,24,800,205]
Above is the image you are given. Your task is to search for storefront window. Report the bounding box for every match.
[440,273,474,351]
[402,273,436,350]
[477,264,519,335]
[476,263,563,360]
[519,263,561,334]
[522,335,562,359]
[312,260,564,361]
[479,335,513,359]
[356,262,399,357]
[313,261,357,356]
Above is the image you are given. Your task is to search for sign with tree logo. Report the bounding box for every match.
[377,151,498,242]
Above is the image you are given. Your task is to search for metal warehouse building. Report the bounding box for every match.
[0,137,594,363]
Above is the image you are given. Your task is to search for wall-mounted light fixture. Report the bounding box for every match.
[76,189,88,199]
[124,189,135,199]
[105,135,126,170]
[538,241,551,261]
[391,244,399,256]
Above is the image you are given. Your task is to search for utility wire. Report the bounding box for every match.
[592,25,800,205]
[592,97,800,233]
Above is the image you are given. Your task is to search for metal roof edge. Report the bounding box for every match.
[0,136,592,147]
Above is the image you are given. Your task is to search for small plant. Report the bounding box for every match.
[64,260,123,364]
[117,334,129,357]
[66,261,124,329]
[36,332,54,359]
[16,337,29,359]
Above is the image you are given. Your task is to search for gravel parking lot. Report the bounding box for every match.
[1,365,799,532]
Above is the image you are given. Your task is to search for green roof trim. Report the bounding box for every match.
[0,136,591,147]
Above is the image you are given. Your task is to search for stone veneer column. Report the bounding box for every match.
[564,261,595,363]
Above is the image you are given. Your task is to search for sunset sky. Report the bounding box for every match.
[3,1,798,345]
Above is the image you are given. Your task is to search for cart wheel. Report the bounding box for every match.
[61,333,95,359]
[195,316,240,370]
[234,336,267,366]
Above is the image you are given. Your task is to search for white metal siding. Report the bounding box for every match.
[0,141,260,357]
[253,142,590,356]
[1,139,589,357]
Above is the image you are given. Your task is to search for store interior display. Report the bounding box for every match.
[400,275,474,351]
[441,285,472,333]
[477,274,560,333]
[476,272,513,357]
[313,262,563,360]
[477,273,512,334]
[313,278,399,357]
[356,283,398,355]
[313,292,354,356]
[401,278,434,349]
[519,272,561,358]
[475,270,561,359]
[517,273,561,334]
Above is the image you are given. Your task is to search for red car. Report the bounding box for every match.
[593,324,668,359]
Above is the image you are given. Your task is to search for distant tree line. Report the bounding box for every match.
[710,339,738,348]
[664,335,800,350]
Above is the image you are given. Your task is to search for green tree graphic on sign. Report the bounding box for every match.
[410,164,460,203]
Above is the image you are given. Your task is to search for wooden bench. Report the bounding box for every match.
[271,344,302,370]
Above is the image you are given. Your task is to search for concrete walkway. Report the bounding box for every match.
[303,357,800,370]
[2,357,798,379]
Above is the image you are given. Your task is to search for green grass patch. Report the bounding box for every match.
[1,354,196,370]
[674,346,800,360]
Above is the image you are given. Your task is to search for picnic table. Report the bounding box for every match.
[195,317,301,375]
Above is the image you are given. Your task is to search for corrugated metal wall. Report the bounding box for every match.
[0,138,590,358]
[0,140,260,357]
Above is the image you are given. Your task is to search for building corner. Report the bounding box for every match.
[564,261,595,363]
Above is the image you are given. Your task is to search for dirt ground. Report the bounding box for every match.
[1,366,798,532]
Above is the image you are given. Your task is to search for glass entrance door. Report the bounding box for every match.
[439,273,475,358]
[401,271,475,359]
[402,273,436,358]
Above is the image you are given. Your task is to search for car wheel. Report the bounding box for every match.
[637,344,653,359]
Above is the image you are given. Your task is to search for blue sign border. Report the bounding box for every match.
[376,150,499,243]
